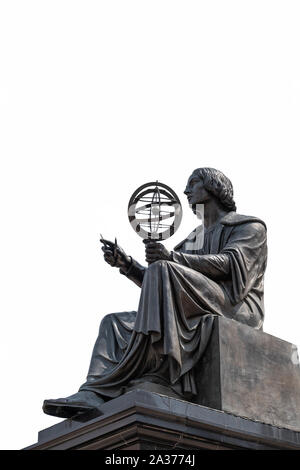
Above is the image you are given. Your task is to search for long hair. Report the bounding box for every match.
[192,167,237,212]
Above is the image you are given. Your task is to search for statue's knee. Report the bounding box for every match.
[148,260,168,270]
[99,313,115,332]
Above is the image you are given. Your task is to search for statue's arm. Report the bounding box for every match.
[171,251,231,280]
[171,222,267,289]
[119,257,146,287]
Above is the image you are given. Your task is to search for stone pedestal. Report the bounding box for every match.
[26,390,300,450]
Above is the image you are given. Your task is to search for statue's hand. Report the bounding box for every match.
[144,240,172,264]
[100,238,131,270]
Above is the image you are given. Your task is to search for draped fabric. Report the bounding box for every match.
[80,212,267,399]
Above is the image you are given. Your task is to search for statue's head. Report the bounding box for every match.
[184,168,237,212]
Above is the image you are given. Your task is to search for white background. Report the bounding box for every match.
[0,1,300,449]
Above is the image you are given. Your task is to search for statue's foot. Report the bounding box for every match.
[43,391,105,421]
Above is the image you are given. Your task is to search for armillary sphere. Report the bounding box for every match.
[128,181,182,241]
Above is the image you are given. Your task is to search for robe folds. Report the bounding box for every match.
[80,211,267,399]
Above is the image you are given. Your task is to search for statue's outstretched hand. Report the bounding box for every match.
[100,238,131,270]
[144,240,172,264]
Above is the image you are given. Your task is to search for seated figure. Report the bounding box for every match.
[43,168,267,419]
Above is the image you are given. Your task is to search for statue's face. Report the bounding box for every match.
[184,174,211,207]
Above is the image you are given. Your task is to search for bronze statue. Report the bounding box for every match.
[43,168,267,420]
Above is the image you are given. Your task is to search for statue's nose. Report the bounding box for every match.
[184,188,190,196]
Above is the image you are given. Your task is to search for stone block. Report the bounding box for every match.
[194,316,300,431]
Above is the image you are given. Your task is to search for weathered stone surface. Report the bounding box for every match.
[194,317,300,431]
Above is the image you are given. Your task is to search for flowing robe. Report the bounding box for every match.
[80,212,267,399]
